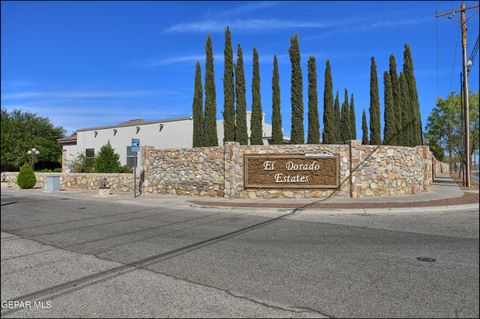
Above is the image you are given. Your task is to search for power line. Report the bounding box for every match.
[448,28,460,93]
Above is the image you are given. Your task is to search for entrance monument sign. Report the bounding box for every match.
[244,154,339,189]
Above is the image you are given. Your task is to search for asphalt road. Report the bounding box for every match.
[1,191,479,318]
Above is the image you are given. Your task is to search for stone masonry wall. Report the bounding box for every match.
[350,144,432,197]
[1,172,134,191]
[141,146,225,197]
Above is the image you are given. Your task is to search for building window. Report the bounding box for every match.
[126,146,137,168]
[85,148,95,166]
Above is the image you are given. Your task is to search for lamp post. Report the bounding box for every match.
[27,148,40,171]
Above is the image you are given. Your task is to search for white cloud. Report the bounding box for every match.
[1,90,158,100]
[165,18,333,34]
[204,2,277,18]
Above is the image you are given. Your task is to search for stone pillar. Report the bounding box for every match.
[61,149,67,173]
[224,142,240,198]
[417,145,432,191]
[347,140,361,198]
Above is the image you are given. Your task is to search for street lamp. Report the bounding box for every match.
[27,148,40,171]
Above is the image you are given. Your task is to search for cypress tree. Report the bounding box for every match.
[250,48,263,145]
[234,45,248,145]
[192,61,204,147]
[350,94,356,140]
[271,55,283,144]
[383,71,395,145]
[289,33,304,144]
[322,60,335,144]
[340,88,351,143]
[369,57,381,145]
[399,72,412,146]
[361,110,369,145]
[204,34,218,146]
[403,44,422,146]
[307,56,319,144]
[334,91,341,143]
[389,55,401,145]
[223,26,235,142]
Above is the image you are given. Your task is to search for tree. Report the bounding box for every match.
[250,48,263,145]
[389,54,402,145]
[383,71,395,145]
[307,56,319,144]
[322,60,335,144]
[93,142,122,173]
[340,88,351,143]
[271,55,283,144]
[403,44,422,146]
[425,91,479,172]
[223,26,235,142]
[289,33,304,144]
[334,91,341,143]
[361,110,369,145]
[350,94,357,140]
[204,34,218,146]
[399,72,413,146]
[192,62,204,147]
[234,44,248,145]
[369,57,381,145]
[17,163,36,189]
[1,109,64,171]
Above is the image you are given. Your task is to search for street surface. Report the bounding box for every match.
[1,190,479,318]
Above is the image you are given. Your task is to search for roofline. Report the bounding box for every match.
[76,116,192,132]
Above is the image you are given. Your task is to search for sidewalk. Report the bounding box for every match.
[2,175,478,212]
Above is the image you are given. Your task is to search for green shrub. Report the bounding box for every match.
[69,152,94,173]
[37,168,52,172]
[93,142,122,173]
[120,165,133,173]
[53,167,62,173]
[17,163,37,189]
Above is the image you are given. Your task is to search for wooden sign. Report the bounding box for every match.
[244,154,339,189]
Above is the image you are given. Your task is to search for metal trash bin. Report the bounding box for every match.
[44,175,61,192]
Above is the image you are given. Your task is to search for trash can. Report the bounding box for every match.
[44,175,61,192]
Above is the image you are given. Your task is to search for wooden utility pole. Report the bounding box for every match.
[436,2,479,188]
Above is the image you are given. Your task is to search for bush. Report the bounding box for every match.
[17,163,37,189]
[93,142,123,173]
[37,168,52,172]
[69,152,94,173]
[120,165,133,173]
[53,167,62,173]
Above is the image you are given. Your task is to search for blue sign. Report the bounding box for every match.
[131,139,140,152]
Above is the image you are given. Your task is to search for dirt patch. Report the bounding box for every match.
[190,192,479,209]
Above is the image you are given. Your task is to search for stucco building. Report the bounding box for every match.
[58,112,274,172]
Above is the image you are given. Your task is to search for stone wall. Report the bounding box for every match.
[433,159,450,176]
[1,172,134,191]
[350,144,432,197]
[141,146,225,197]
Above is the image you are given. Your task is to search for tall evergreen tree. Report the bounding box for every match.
[289,33,304,144]
[399,72,412,146]
[361,110,369,145]
[271,55,283,144]
[250,48,263,145]
[403,44,423,146]
[383,71,395,145]
[307,56,319,144]
[340,88,351,142]
[192,61,204,147]
[234,45,248,145]
[322,60,335,144]
[334,91,341,143]
[350,94,357,140]
[369,57,381,145]
[389,54,401,145]
[204,34,218,146]
[223,26,235,142]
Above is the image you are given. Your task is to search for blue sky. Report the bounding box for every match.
[1,1,479,138]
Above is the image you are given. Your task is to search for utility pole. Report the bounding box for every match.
[436,2,479,188]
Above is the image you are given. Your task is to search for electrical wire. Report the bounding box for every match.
[448,28,460,93]
[436,0,439,97]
